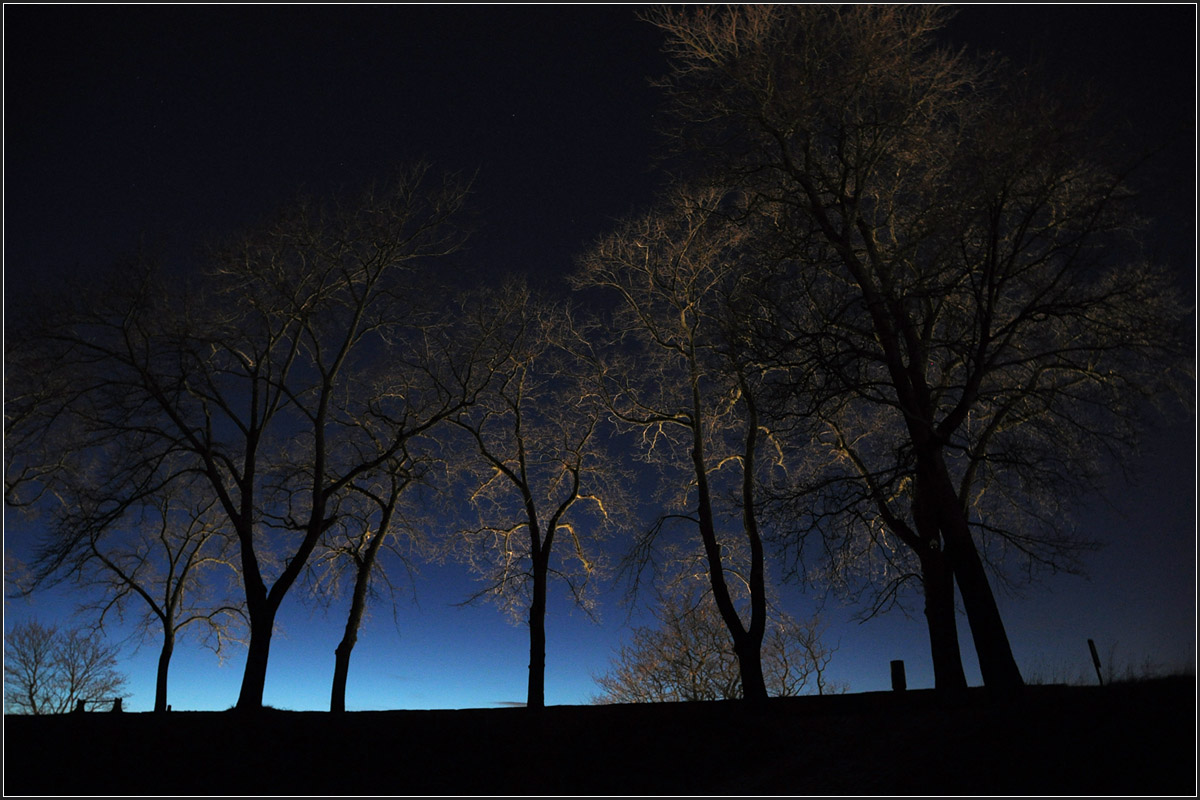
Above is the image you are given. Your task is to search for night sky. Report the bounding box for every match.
[4,5,1195,711]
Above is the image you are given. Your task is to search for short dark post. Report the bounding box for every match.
[73,699,87,714]
[890,659,907,692]
[1088,639,1104,686]
[111,697,123,712]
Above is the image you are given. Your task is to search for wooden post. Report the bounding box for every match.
[890,659,907,691]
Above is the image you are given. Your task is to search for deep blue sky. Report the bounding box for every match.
[4,5,1195,712]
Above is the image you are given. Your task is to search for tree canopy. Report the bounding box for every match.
[641,4,1192,690]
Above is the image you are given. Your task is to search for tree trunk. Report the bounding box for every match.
[920,547,968,691]
[686,377,769,706]
[527,558,548,710]
[923,456,1024,692]
[734,636,769,704]
[911,479,968,692]
[330,568,368,713]
[331,535,385,713]
[154,631,175,713]
[330,641,354,714]
[236,607,278,710]
[941,510,1024,691]
[738,373,770,707]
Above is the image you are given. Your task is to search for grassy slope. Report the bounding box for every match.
[4,676,1195,796]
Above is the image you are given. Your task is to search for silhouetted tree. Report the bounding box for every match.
[306,455,420,713]
[441,281,624,709]
[593,574,841,703]
[4,164,484,710]
[4,619,128,715]
[573,186,786,704]
[23,472,244,713]
[644,5,1192,691]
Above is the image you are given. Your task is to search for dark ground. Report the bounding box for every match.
[4,676,1196,796]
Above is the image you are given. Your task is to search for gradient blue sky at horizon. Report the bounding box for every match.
[4,5,1195,713]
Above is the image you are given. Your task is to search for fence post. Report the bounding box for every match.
[890,659,907,692]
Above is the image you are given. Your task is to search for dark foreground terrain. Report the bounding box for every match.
[5,677,1196,796]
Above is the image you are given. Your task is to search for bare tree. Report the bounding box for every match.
[27,473,244,713]
[593,574,841,703]
[4,619,128,715]
[4,164,482,710]
[645,5,1192,691]
[768,397,972,690]
[572,186,788,704]
[306,455,420,713]
[441,280,623,709]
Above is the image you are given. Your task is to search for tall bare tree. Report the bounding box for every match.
[644,5,1192,691]
[305,453,420,713]
[5,164,483,710]
[442,281,623,709]
[572,186,788,703]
